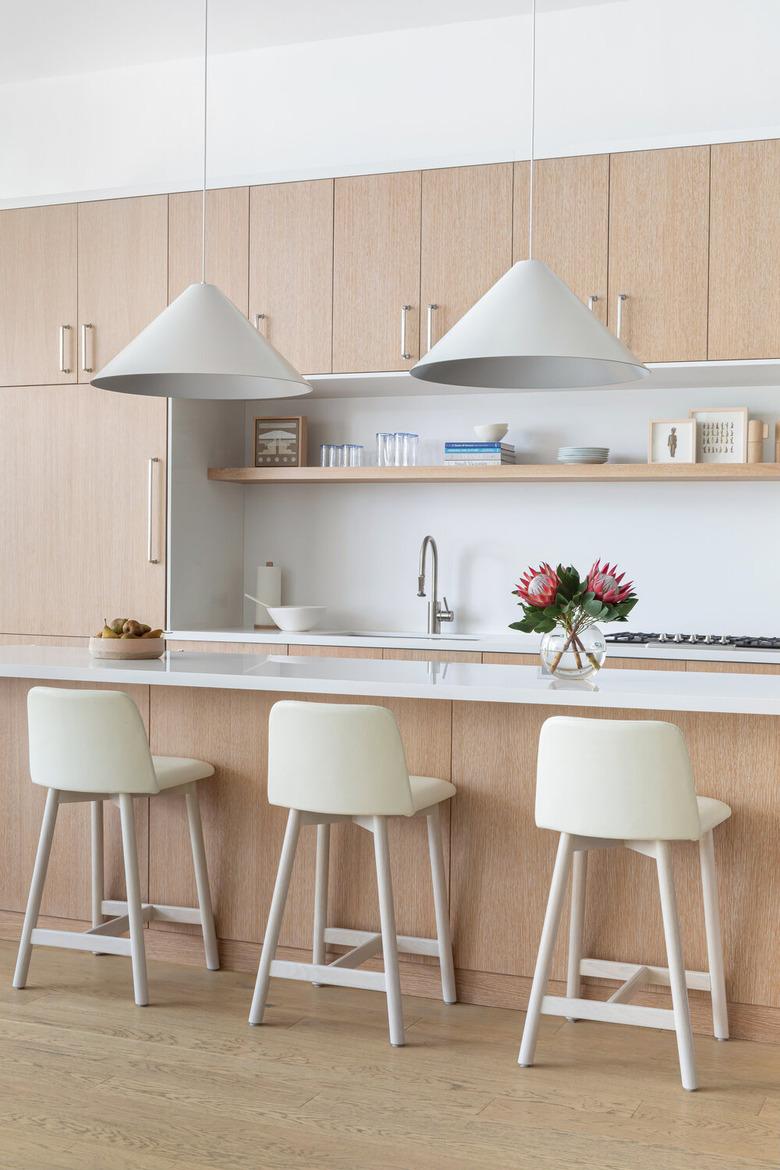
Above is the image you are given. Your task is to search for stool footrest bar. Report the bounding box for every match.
[323,926,439,957]
[580,957,712,992]
[270,959,387,992]
[30,928,132,957]
[101,900,204,926]
[541,994,677,1030]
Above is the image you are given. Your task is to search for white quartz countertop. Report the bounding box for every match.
[168,626,780,666]
[1,646,779,715]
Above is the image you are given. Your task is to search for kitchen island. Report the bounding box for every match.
[1,646,778,1042]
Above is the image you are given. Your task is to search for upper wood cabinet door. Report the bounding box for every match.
[607,147,710,362]
[420,164,513,354]
[709,140,780,359]
[0,204,77,386]
[77,196,168,382]
[169,187,249,313]
[333,171,421,373]
[513,156,610,327]
[250,180,333,374]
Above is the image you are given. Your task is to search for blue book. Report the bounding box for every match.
[444,441,513,450]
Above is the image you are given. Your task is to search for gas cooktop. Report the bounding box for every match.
[606,632,780,650]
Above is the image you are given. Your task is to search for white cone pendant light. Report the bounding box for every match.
[92,0,310,402]
[411,0,647,392]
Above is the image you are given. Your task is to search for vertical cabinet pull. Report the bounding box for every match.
[81,323,94,373]
[400,304,413,360]
[254,313,267,332]
[587,295,599,312]
[615,293,628,339]
[147,457,160,565]
[426,303,439,352]
[58,324,72,373]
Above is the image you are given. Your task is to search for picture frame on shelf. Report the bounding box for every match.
[689,407,748,464]
[647,418,696,464]
[253,416,307,468]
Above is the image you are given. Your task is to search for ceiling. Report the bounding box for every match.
[0,0,619,84]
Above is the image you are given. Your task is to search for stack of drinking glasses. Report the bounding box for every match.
[320,443,364,467]
[376,432,419,467]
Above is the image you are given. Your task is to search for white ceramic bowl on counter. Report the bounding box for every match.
[266,606,327,632]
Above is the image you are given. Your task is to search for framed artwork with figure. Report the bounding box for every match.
[648,418,696,464]
[253,416,308,467]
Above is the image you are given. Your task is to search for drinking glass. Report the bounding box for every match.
[347,444,364,467]
[320,443,332,467]
[376,432,394,467]
[403,433,419,467]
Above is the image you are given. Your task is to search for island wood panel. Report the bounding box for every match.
[0,385,166,637]
[709,138,780,359]
[0,203,77,386]
[168,187,250,313]
[290,644,383,659]
[383,649,483,663]
[332,170,422,372]
[0,635,88,647]
[0,679,150,920]
[481,652,683,670]
[147,688,451,955]
[420,163,513,353]
[77,195,168,380]
[513,155,610,326]
[607,146,710,362]
[249,179,334,374]
[687,660,780,675]
[166,641,284,655]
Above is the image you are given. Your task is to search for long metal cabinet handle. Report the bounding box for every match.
[81,323,94,373]
[426,303,439,352]
[147,457,160,564]
[615,293,628,339]
[58,324,72,373]
[400,305,412,360]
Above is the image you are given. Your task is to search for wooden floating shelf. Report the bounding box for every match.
[208,463,780,485]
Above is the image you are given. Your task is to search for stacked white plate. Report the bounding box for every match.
[557,446,609,464]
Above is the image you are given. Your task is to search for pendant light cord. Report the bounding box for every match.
[528,0,536,260]
[201,0,209,284]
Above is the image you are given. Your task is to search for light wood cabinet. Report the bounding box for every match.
[708,139,780,359]
[420,164,513,354]
[0,204,77,386]
[77,195,168,381]
[168,187,249,314]
[250,180,334,374]
[332,171,421,373]
[607,146,710,362]
[514,155,610,327]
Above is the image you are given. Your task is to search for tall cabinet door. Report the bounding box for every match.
[0,204,77,386]
[709,139,780,359]
[607,147,710,362]
[514,155,610,327]
[169,187,249,313]
[333,171,421,373]
[250,180,334,375]
[77,195,168,381]
[421,164,513,355]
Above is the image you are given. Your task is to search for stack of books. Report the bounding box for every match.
[443,441,515,466]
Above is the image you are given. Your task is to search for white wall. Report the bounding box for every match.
[2,0,780,207]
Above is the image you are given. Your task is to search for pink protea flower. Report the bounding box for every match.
[514,562,559,608]
[587,559,634,604]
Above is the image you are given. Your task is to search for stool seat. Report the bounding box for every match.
[696,796,731,835]
[409,775,456,811]
[152,756,216,789]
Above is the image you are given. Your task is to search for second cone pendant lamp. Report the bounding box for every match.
[91,0,310,401]
[411,0,647,392]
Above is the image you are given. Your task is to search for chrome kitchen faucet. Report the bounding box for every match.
[417,535,454,635]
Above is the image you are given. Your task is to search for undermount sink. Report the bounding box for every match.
[331,630,479,641]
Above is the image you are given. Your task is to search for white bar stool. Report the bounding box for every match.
[518,716,731,1091]
[13,687,220,1005]
[249,700,457,1046]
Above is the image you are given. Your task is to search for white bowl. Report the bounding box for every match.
[266,606,327,633]
[474,423,509,442]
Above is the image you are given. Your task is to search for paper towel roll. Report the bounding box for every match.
[254,563,282,627]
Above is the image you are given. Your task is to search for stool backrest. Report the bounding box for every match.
[536,716,701,840]
[27,687,159,794]
[268,700,415,815]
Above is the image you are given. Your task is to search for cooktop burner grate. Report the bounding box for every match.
[605,632,780,650]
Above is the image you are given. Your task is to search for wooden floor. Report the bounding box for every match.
[0,942,778,1170]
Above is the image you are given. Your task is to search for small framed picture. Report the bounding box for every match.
[648,418,696,464]
[689,407,748,464]
[253,416,307,468]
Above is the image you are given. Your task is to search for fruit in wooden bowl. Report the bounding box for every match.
[89,617,165,660]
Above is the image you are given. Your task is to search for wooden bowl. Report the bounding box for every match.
[89,636,165,661]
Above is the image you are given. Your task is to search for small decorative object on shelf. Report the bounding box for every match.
[689,407,748,464]
[254,416,307,467]
[747,418,769,463]
[510,560,638,679]
[648,418,695,464]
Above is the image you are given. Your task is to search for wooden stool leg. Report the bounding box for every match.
[656,840,697,1091]
[185,784,220,971]
[249,809,301,1025]
[312,822,330,973]
[566,848,588,1019]
[427,804,456,1005]
[519,832,573,1067]
[119,794,149,1007]
[373,816,405,1047]
[13,788,59,989]
[699,829,729,1041]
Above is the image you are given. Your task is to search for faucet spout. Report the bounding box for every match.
[417,535,453,635]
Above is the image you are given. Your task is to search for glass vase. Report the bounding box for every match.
[540,623,606,679]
